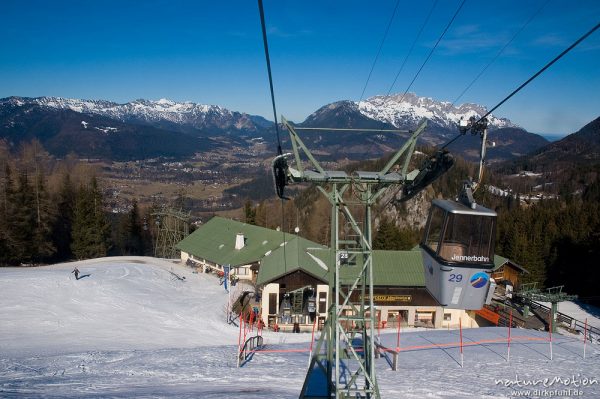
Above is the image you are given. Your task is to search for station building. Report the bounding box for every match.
[177,216,525,332]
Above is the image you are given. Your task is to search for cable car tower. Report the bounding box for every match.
[152,208,191,259]
[516,283,577,333]
[275,117,437,399]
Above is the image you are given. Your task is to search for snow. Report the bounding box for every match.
[540,301,600,330]
[18,96,253,131]
[355,93,518,130]
[1,257,598,398]
[511,171,543,177]
[488,185,513,197]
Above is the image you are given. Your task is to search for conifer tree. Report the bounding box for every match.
[52,173,76,261]
[116,200,144,255]
[374,217,419,251]
[0,164,14,264]
[244,200,256,225]
[71,177,111,259]
[255,201,267,228]
[8,172,36,263]
[31,169,56,262]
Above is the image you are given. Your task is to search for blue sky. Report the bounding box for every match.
[1,0,599,136]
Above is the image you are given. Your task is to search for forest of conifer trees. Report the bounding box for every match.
[0,140,153,265]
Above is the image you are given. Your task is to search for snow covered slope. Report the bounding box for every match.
[1,257,598,398]
[0,257,244,356]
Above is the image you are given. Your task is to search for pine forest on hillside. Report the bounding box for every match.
[0,140,154,265]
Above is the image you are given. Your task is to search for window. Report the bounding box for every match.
[439,213,495,264]
[423,206,446,253]
[269,293,277,314]
[318,292,327,313]
[444,313,452,321]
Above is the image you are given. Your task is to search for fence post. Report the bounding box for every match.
[549,313,553,361]
[459,318,464,368]
[237,313,242,368]
[507,309,512,362]
[396,313,401,352]
[584,318,588,359]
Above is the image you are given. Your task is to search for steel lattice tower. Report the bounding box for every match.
[276,117,428,399]
[153,208,191,259]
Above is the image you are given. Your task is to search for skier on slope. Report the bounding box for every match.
[71,267,80,280]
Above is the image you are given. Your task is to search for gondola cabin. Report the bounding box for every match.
[421,199,497,310]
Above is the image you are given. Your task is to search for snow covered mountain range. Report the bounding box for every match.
[4,93,517,134]
[2,96,271,134]
[359,93,516,129]
[0,93,548,161]
[303,92,517,131]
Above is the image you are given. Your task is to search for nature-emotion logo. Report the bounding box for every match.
[470,272,489,288]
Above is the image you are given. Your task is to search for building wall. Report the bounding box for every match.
[180,252,253,281]
[491,264,522,287]
[259,282,329,331]
[261,283,280,327]
[259,281,479,331]
[232,265,253,281]
[180,251,190,263]
[378,307,477,329]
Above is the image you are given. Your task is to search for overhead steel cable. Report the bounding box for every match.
[360,0,438,161]
[358,0,401,102]
[258,0,288,272]
[386,0,439,97]
[442,19,600,150]
[367,0,461,161]
[258,0,283,155]
[371,0,462,196]
[395,0,466,105]
[452,0,550,106]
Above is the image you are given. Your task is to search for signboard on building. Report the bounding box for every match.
[362,294,413,305]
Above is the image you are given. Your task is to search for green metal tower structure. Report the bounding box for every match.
[153,208,191,259]
[516,283,577,333]
[276,117,429,399]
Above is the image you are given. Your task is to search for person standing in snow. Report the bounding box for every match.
[71,267,80,280]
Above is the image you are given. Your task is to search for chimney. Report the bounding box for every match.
[235,233,245,250]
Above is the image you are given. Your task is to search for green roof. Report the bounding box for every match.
[258,249,515,288]
[493,254,509,270]
[176,216,289,267]
[256,236,329,286]
[370,250,425,286]
[257,246,426,287]
[178,218,520,286]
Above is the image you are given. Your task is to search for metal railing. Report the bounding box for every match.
[238,335,264,363]
[529,301,600,341]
